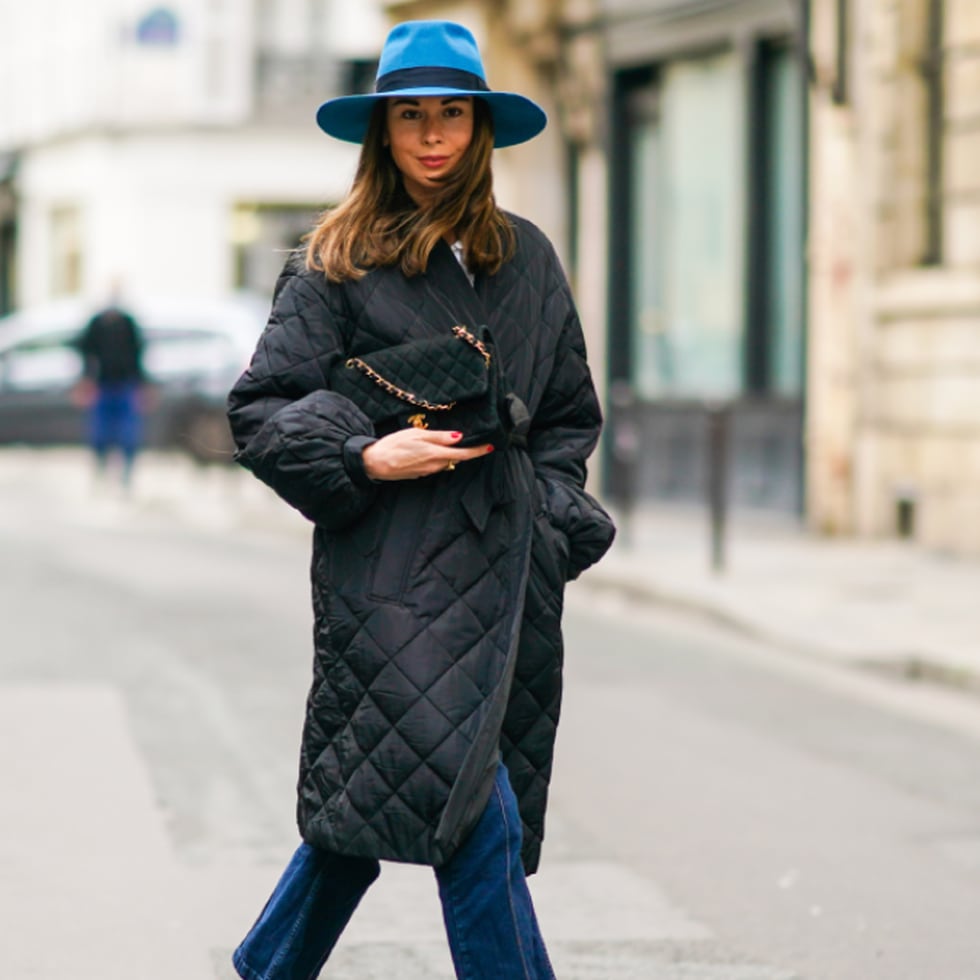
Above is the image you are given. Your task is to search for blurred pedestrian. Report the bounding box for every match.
[227,20,615,980]
[73,287,146,485]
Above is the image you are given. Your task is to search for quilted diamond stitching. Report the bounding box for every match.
[237,216,601,874]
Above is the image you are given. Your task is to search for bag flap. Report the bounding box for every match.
[335,329,491,409]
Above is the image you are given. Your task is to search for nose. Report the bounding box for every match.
[421,115,444,145]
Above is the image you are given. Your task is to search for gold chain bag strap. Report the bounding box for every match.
[329,323,508,448]
[343,326,491,412]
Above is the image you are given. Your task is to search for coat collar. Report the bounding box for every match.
[423,239,489,332]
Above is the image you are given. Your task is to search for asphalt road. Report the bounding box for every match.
[1,451,979,979]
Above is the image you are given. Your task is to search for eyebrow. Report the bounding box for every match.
[390,97,470,107]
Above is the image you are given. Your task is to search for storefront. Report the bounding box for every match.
[601,0,807,513]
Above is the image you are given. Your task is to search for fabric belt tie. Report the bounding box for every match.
[459,394,530,533]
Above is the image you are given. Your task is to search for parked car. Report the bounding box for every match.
[0,294,268,463]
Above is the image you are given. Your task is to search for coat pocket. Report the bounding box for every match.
[537,477,616,580]
[368,481,434,603]
[532,511,571,588]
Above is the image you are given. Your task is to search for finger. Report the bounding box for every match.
[443,444,494,464]
[423,429,466,446]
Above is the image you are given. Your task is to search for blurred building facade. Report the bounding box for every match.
[808,0,980,553]
[2,1,977,554]
[0,1,386,310]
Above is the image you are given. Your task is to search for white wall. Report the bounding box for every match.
[0,0,258,148]
[2,0,386,308]
[323,0,388,58]
[17,131,361,305]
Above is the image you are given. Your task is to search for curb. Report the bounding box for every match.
[580,563,980,700]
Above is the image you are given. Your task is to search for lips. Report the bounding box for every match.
[418,156,450,169]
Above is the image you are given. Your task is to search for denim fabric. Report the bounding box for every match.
[232,845,380,980]
[233,764,555,980]
[436,763,556,980]
[89,382,141,461]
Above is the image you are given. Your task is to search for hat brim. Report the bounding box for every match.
[315,88,547,149]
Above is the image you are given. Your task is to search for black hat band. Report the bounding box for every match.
[375,66,491,94]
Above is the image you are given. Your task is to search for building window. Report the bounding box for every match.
[339,58,378,96]
[613,42,806,400]
[832,0,849,105]
[609,45,806,513]
[50,206,82,297]
[253,0,340,118]
[616,52,746,401]
[230,203,321,296]
[885,0,944,268]
[135,7,180,46]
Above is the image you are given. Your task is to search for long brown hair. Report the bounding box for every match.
[306,98,515,282]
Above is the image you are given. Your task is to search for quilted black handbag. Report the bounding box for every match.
[330,324,526,448]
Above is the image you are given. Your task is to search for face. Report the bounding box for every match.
[385,96,475,205]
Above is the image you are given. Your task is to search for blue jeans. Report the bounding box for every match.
[89,382,141,471]
[233,764,555,980]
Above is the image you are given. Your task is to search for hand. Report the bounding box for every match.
[362,428,492,481]
[70,378,97,409]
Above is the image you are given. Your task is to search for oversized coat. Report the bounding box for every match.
[227,215,615,875]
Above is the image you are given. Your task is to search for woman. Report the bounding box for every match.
[228,20,615,980]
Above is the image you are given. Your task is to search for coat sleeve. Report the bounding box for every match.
[227,264,379,530]
[527,245,616,579]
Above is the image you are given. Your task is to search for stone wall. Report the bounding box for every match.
[808,0,980,554]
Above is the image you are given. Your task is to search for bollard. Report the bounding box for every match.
[705,402,731,573]
[609,381,640,548]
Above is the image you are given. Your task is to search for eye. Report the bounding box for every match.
[400,108,422,120]
[444,106,463,118]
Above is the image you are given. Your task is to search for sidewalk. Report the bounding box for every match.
[588,503,980,693]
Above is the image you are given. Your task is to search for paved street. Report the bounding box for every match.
[2,450,980,979]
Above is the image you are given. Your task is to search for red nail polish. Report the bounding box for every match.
[451,431,462,440]
[486,445,494,453]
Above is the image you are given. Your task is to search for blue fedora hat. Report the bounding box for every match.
[316,20,547,149]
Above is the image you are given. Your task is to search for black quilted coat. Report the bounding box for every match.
[227,216,615,875]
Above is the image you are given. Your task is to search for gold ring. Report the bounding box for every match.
[446,461,456,472]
